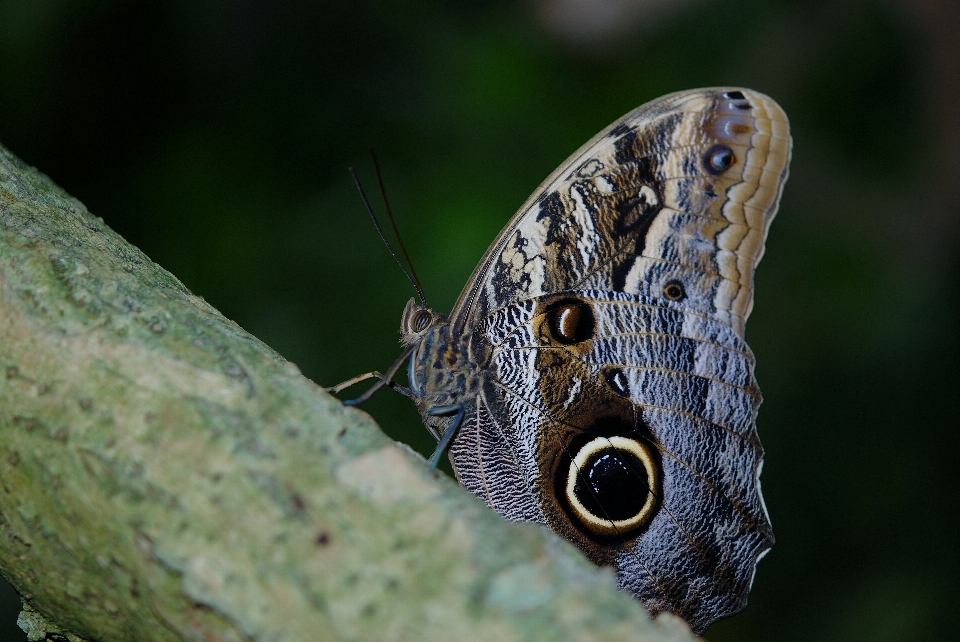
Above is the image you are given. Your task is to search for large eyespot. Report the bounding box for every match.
[412,309,432,333]
[565,436,659,536]
[704,144,735,175]
[545,300,594,345]
[662,280,686,301]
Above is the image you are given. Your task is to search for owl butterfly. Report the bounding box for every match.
[346,88,790,634]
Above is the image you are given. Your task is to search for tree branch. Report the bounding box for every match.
[0,142,696,642]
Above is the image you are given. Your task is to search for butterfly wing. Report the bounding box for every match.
[449,87,790,337]
[465,290,771,633]
[445,88,790,633]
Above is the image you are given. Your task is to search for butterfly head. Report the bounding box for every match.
[400,297,440,346]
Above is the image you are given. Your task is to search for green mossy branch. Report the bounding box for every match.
[0,143,697,642]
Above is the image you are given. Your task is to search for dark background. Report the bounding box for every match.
[1,0,957,640]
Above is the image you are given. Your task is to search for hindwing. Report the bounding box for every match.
[451,290,771,632]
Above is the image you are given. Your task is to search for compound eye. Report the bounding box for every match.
[412,309,432,333]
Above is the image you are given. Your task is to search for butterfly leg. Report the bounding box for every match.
[426,403,465,471]
[326,372,414,399]
[340,344,416,406]
[324,371,381,394]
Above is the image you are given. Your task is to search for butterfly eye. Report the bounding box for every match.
[412,310,432,333]
[546,300,594,345]
[662,281,686,301]
[565,436,659,537]
[704,145,735,174]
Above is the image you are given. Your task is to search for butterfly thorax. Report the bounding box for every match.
[400,298,484,418]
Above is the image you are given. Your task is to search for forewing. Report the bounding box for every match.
[450,87,791,337]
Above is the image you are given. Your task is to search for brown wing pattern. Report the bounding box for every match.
[439,88,789,633]
[450,88,790,337]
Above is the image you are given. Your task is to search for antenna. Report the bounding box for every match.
[370,149,426,308]
[348,167,427,308]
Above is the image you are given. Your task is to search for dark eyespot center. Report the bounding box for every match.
[546,300,594,344]
[663,281,686,301]
[704,145,735,175]
[721,91,752,110]
[573,448,651,522]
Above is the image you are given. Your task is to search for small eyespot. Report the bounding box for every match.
[723,91,745,100]
[545,300,594,345]
[663,281,686,301]
[604,368,630,397]
[704,145,735,175]
[412,310,432,333]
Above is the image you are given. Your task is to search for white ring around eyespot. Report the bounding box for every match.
[565,435,658,536]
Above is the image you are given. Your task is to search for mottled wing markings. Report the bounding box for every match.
[435,88,790,633]
[462,244,777,623]
[482,379,688,604]
[481,360,772,625]
[482,291,761,433]
[450,89,790,339]
[486,369,767,527]
[449,398,543,524]
[484,366,770,605]
[474,289,770,526]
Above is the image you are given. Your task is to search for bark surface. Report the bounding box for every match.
[0,143,697,642]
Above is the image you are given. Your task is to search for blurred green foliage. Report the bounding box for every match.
[0,0,956,640]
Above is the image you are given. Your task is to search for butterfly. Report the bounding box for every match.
[339,87,791,634]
